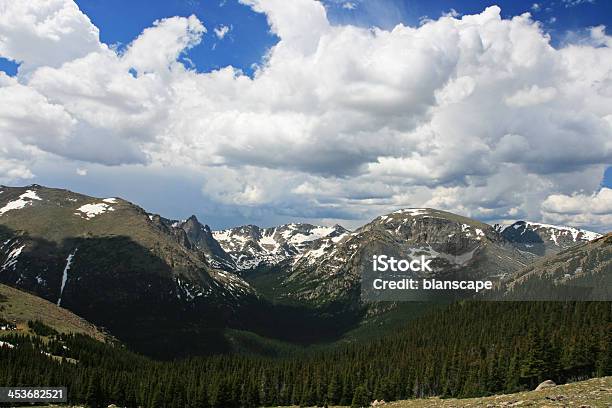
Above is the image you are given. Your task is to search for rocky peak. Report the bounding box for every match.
[175,215,235,269]
[212,222,349,271]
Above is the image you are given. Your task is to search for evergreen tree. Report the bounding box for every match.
[351,385,370,408]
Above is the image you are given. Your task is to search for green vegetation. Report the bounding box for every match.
[1,301,609,407]
[26,320,58,337]
[0,283,107,341]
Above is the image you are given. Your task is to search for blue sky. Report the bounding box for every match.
[0,0,610,230]
[2,0,610,76]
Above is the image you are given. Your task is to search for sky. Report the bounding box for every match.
[0,0,611,231]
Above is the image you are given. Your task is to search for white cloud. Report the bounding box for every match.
[0,0,103,73]
[123,15,205,74]
[505,85,557,107]
[342,2,356,10]
[542,188,612,230]
[443,9,460,18]
[0,159,34,183]
[214,24,231,39]
[76,167,88,176]
[0,1,611,230]
[239,0,329,53]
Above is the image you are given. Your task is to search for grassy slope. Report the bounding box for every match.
[382,376,612,408]
[275,377,612,408]
[0,283,107,341]
[0,186,212,283]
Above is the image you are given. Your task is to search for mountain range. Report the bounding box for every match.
[0,184,607,357]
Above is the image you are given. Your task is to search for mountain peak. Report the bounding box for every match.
[212,222,349,270]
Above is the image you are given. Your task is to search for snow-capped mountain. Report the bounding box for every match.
[1,185,607,356]
[284,208,537,304]
[494,221,602,255]
[212,223,349,270]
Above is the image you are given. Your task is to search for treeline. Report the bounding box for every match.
[0,301,610,407]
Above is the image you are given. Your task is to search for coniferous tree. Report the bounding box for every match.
[351,385,370,408]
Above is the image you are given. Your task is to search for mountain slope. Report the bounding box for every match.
[495,221,601,255]
[0,283,107,341]
[0,185,256,356]
[494,233,611,301]
[283,208,536,305]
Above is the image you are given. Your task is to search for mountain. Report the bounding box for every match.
[279,208,537,305]
[0,185,256,356]
[493,233,611,301]
[0,185,362,355]
[175,215,237,270]
[0,185,605,357]
[494,221,601,256]
[212,223,348,271]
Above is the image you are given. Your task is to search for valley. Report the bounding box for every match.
[0,184,607,357]
[0,184,609,407]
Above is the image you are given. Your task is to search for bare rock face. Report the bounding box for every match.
[535,380,556,391]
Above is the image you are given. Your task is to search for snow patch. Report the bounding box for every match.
[0,190,42,216]
[57,249,77,306]
[393,208,428,217]
[75,202,115,219]
[2,244,24,270]
[0,341,15,349]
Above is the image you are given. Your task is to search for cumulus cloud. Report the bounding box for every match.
[542,188,612,230]
[0,0,103,73]
[0,0,611,231]
[124,15,205,74]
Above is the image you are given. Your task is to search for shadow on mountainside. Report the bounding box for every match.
[0,225,364,358]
